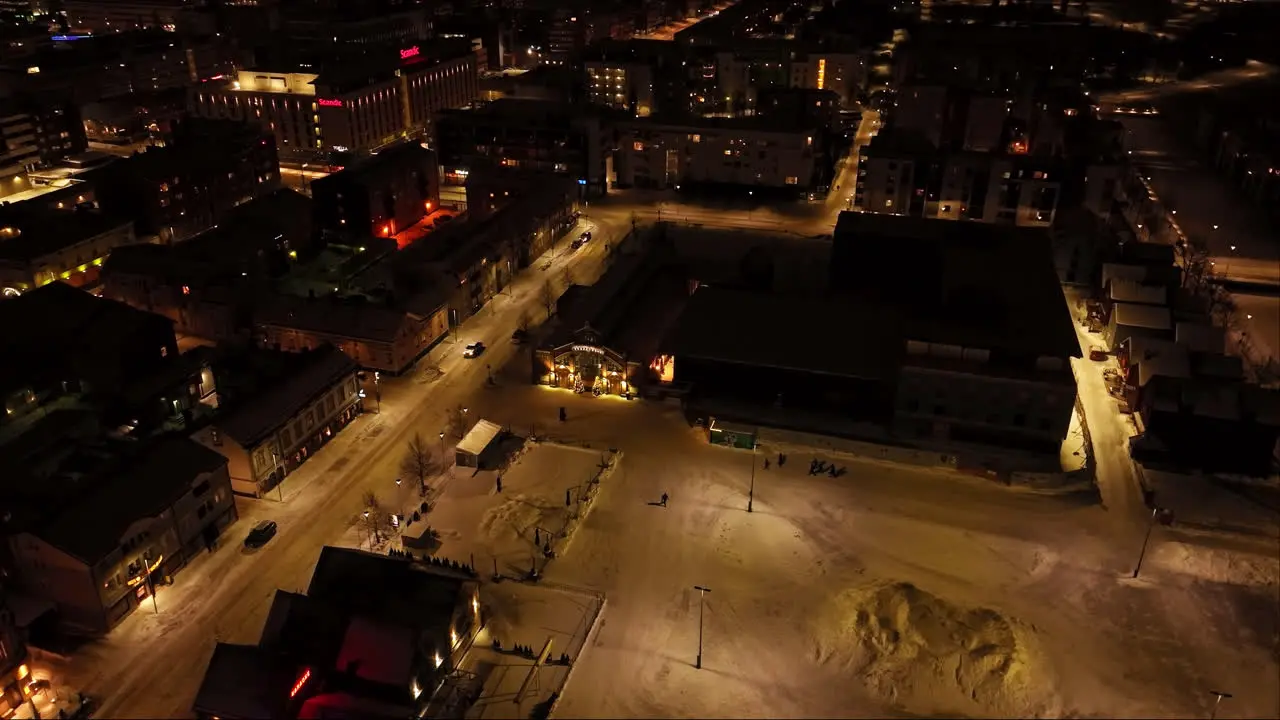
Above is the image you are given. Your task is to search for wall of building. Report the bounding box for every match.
[7,535,103,634]
[615,122,819,190]
[0,221,133,293]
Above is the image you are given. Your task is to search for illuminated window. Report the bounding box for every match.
[785,176,798,185]
[182,285,190,295]
[633,141,644,151]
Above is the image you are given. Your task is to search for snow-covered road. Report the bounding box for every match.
[61,213,623,720]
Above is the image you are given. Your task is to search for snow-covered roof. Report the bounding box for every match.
[456,419,503,457]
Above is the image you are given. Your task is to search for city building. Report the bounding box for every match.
[853,128,1063,227]
[254,292,450,374]
[435,99,611,196]
[190,344,361,498]
[2,436,237,634]
[102,188,315,340]
[1,30,238,105]
[0,282,180,417]
[189,47,478,164]
[613,115,826,194]
[548,5,633,65]
[0,206,135,294]
[279,1,433,54]
[89,118,281,242]
[1132,375,1280,477]
[193,547,481,720]
[59,0,215,34]
[0,99,87,185]
[714,45,864,113]
[310,143,439,240]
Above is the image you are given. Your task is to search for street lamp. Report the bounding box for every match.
[1209,690,1233,720]
[1131,506,1160,579]
[693,585,711,669]
[362,510,371,550]
[373,372,382,414]
[272,448,283,503]
[747,444,756,513]
[439,431,445,457]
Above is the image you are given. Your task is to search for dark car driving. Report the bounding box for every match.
[244,520,278,549]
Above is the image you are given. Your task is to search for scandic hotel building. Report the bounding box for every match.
[188,46,477,163]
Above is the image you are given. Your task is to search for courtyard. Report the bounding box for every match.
[450,379,1280,719]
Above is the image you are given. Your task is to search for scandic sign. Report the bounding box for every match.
[400,46,420,60]
[317,98,343,107]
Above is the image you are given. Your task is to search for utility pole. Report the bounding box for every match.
[1131,507,1159,579]
[747,443,756,513]
[693,585,711,669]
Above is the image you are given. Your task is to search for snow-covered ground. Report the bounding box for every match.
[455,386,1280,720]
[431,443,614,578]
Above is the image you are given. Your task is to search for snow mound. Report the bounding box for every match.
[478,494,546,543]
[813,581,1055,717]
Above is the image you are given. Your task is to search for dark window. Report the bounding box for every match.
[1013,413,1027,427]
[193,480,211,497]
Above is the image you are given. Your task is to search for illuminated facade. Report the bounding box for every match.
[0,212,135,295]
[188,50,478,162]
[584,61,655,116]
[535,325,640,396]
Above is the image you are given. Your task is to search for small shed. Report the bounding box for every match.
[455,419,503,469]
[708,419,757,449]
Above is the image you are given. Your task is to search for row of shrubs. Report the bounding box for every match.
[491,639,572,666]
[385,548,479,577]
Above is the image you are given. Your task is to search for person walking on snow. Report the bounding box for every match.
[660,492,668,507]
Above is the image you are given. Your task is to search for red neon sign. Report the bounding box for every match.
[290,668,311,698]
[317,98,343,108]
[400,46,420,60]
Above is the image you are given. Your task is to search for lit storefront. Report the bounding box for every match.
[535,325,640,397]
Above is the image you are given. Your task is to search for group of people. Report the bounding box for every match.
[809,459,847,478]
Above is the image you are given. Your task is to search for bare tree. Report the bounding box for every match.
[517,311,531,333]
[400,433,435,497]
[561,265,576,290]
[539,280,556,319]
[360,491,395,546]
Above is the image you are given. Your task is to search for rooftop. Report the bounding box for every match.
[215,344,357,448]
[39,436,229,564]
[307,546,471,639]
[0,207,131,263]
[255,292,412,346]
[664,286,905,381]
[832,212,1079,361]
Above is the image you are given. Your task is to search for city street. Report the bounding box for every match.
[58,210,622,719]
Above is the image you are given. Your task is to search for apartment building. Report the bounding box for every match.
[435,99,611,196]
[254,292,451,374]
[0,206,135,294]
[4,437,237,634]
[89,118,280,242]
[614,115,822,192]
[190,345,361,498]
[853,129,1062,228]
[0,101,86,183]
[188,47,477,163]
[310,143,440,240]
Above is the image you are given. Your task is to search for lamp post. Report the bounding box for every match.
[362,510,371,550]
[439,431,445,457]
[373,372,381,414]
[747,443,756,513]
[272,448,284,503]
[693,585,711,669]
[1209,690,1232,720]
[1131,506,1160,579]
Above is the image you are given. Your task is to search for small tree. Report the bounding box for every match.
[539,280,556,319]
[517,311,531,333]
[561,266,576,290]
[360,491,395,545]
[400,432,435,496]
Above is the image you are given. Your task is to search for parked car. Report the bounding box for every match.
[438,214,455,224]
[579,230,592,242]
[570,239,583,250]
[511,328,529,344]
[1089,346,1108,362]
[464,342,486,358]
[244,520,278,549]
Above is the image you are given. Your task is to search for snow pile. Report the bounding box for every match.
[813,581,1054,717]
[478,494,549,545]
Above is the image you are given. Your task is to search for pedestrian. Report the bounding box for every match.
[778,452,785,466]
[763,458,770,470]
[559,406,567,423]
[827,464,838,478]
[496,476,503,493]
[661,492,668,507]
[535,528,541,545]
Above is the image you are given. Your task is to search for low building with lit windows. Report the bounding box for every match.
[193,546,482,720]
[190,345,362,498]
[0,597,32,719]
[0,207,135,295]
[310,143,439,240]
[613,115,825,194]
[187,47,478,165]
[2,436,237,635]
[853,128,1064,227]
